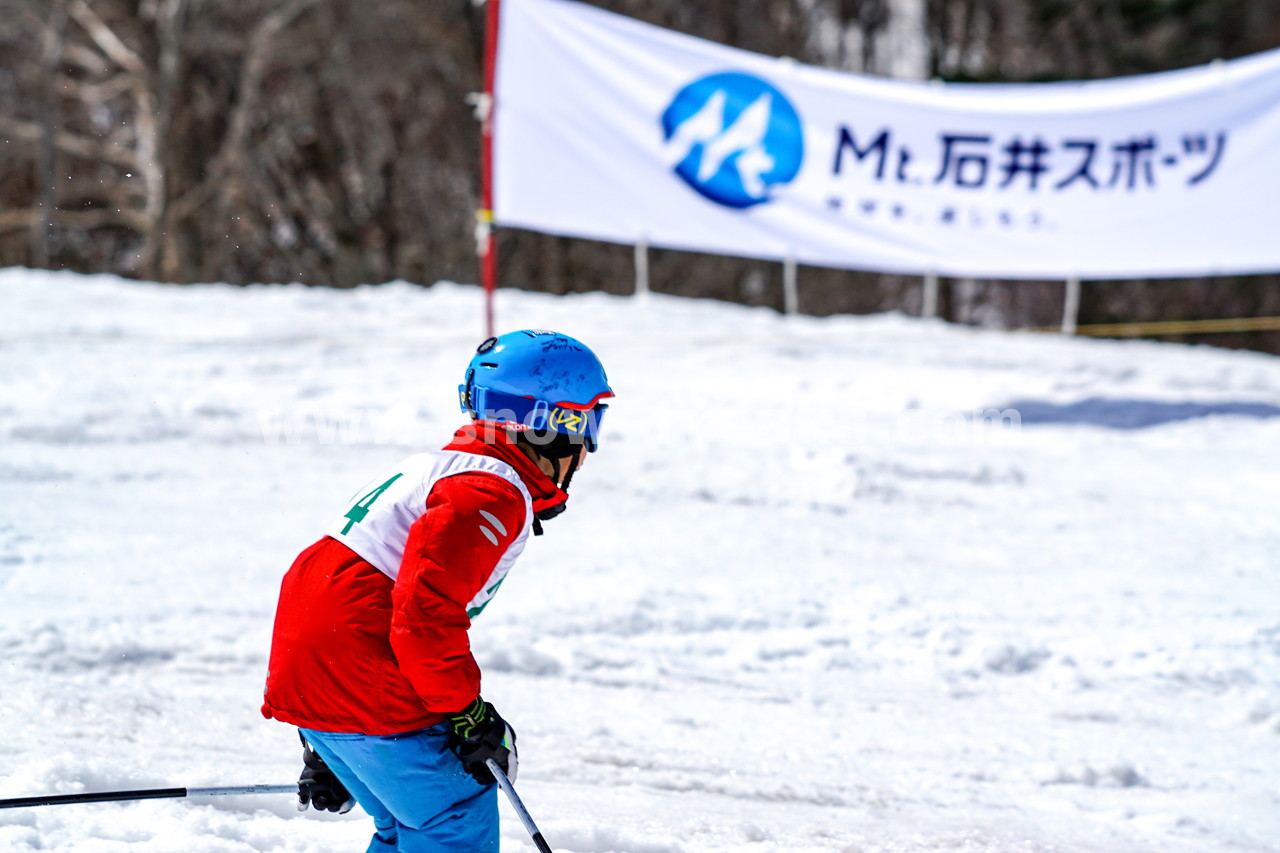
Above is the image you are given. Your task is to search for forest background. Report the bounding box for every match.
[2,0,1279,352]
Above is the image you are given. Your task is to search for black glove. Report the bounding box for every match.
[297,735,355,814]
[446,697,518,785]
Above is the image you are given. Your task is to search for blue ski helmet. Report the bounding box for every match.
[459,330,614,452]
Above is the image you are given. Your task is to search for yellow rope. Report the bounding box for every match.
[1031,316,1280,336]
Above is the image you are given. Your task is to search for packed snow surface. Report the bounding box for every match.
[1,268,1278,853]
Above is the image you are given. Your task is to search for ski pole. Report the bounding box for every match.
[0,784,296,810]
[485,758,554,853]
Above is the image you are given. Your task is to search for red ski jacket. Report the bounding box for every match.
[261,424,566,735]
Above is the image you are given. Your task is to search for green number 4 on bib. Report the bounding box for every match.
[340,473,403,534]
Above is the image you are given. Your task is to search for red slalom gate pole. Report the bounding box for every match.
[478,0,501,339]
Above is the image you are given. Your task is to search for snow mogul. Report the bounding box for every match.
[262,330,614,852]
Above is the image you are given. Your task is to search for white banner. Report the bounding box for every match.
[493,0,1280,280]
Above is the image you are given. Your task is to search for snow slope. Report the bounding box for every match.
[1,268,1277,853]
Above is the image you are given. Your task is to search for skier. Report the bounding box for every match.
[262,330,614,852]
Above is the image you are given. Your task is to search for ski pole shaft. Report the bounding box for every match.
[0,784,296,810]
[485,759,553,853]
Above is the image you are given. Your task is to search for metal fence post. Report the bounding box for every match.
[1062,276,1081,335]
[634,236,649,298]
[922,271,939,319]
[783,254,798,315]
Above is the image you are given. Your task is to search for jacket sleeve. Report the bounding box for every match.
[389,471,527,714]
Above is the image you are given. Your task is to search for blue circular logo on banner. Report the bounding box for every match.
[661,72,804,209]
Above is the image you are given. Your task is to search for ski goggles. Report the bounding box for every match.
[461,386,609,452]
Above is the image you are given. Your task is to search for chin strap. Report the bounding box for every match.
[531,449,581,537]
[559,452,581,492]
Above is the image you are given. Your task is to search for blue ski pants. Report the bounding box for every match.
[299,725,497,853]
